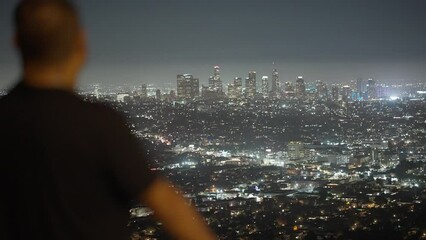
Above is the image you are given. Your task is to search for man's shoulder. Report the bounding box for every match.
[0,85,125,126]
[51,92,127,129]
[0,88,20,111]
[82,100,125,123]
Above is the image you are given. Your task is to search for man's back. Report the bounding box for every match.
[1,1,216,239]
[0,83,156,240]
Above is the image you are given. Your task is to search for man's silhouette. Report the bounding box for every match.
[0,0,216,239]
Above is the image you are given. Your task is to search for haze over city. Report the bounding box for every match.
[1,0,426,89]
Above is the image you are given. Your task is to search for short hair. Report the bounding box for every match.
[14,0,80,63]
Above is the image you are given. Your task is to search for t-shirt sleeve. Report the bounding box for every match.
[102,109,158,200]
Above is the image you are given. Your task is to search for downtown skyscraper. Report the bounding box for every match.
[271,69,280,98]
[177,74,200,100]
[262,76,269,98]
[245,71,257,97]
[208,66,223,93]
[295,76,306,98]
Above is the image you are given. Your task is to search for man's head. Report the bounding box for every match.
[14,0,86,89]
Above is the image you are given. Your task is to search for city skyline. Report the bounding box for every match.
[84,67,424,104]
[83,80,426,239]
[84,64,425,89]
[1,0,426,88]
[2,1,425,238]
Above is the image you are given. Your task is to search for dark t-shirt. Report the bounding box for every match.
[0,82,157,240]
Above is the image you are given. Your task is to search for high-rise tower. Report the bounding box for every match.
[295,76,306,98]
[141,83,148,98]
[234,77,243,98]
[271,69,279,98]
[262,76,269,98]
[367,78,377,100]
[284,82,294,98]
[246,71,257,97]
[315,80,327,100]
[356,78,364,100]
[208,66,223,93]
[177,74,200,100]
[342,85,351,101]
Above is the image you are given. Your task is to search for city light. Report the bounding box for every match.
[80,73,426,239]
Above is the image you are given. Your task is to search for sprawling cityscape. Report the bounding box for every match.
[72,66,426,239]
[0,0,424,238]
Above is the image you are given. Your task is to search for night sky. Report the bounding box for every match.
[1,0,425,88]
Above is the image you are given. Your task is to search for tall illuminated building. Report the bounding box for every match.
[177,74,199,100]
[271,69,279,98]
[234,77,243,98]
[342,85,351,101]
[226,76,245,99]
[208,76,214,89]
[377,83,388,98]
[208,66,223,93]
[245,71,256,97]
[295,76,306,98]
[141,83,148,98]
[284,82,294,98]
[262,76,269,98]
[366,78,377,100]
[315,80,327,100]
[227,83,235,98]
